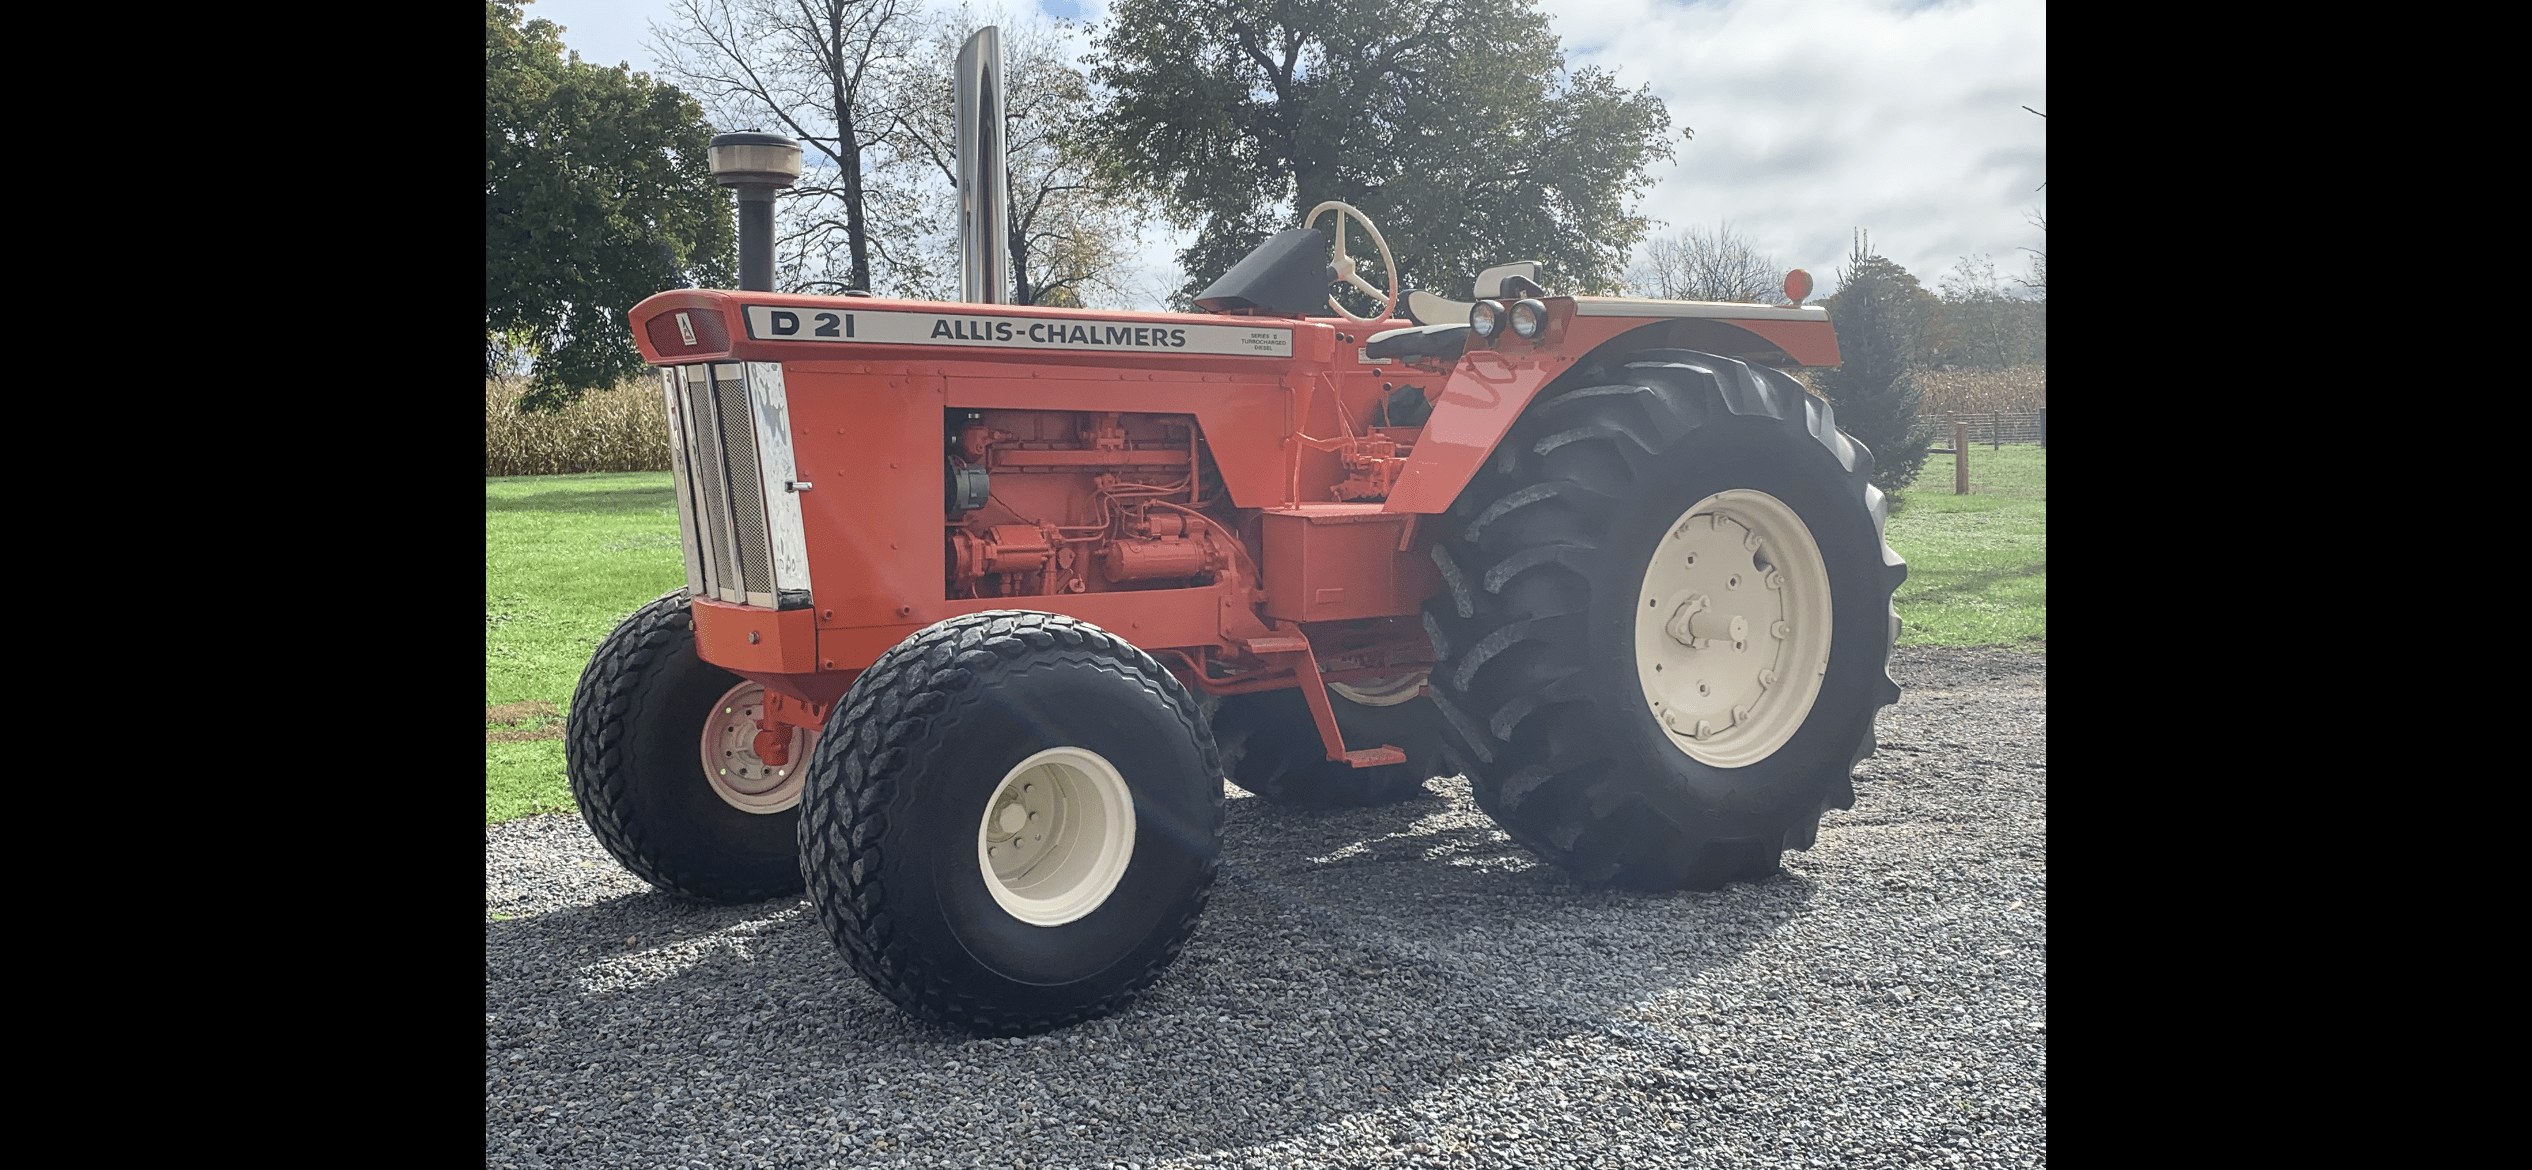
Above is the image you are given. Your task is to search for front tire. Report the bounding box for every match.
[1422,351,1904,890]
[798,611,1224,1036]
[565,589,810,903]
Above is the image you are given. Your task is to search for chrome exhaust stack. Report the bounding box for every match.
[955,27,1010,304]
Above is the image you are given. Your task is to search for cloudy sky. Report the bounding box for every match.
[519,0,2045,306]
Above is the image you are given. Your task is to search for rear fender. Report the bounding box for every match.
[1379,307,1839,515]
[1379,349,1585,514]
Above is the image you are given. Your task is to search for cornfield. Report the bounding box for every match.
[485,377,673,477]
[1787,366,2046,414]
[1918,366,2045,414]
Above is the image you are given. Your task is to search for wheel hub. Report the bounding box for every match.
[977,747,1138,927]
[698,682,811,814]
[1633,489,1833,767]
[1661,593,1755,650]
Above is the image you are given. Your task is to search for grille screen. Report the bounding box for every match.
[712,366,773,596]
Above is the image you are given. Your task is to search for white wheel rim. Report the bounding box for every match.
[698,681,811,814]
[1633,489,1834,768]
[1328,670,1428,708]
[976,747,1138,927]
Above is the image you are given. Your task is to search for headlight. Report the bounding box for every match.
[1510,298,1547,339]
[1470,300,1503,339]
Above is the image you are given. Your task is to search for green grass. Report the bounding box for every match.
[486,471,683,824]
[483,444,2043,824]
[1882,442,2045,649]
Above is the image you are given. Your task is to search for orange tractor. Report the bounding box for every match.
[567,42,1901,1036]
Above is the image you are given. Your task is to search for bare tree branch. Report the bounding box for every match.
[1627,221,1785,303]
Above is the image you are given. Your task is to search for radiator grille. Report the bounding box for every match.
[714,368,773,594]
[665,362,807,608]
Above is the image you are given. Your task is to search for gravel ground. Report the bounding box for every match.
[488,645,2045,1169]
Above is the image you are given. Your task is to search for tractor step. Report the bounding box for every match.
[1344,745,1408,768]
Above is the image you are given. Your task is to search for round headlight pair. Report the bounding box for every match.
[1470,298,1548,341]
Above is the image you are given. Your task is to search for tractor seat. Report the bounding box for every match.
[1399,260,1545,326]
[1364,322,1469,362]
[1400,289,1471,327]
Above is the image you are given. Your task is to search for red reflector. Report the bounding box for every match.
[645,309,730,355]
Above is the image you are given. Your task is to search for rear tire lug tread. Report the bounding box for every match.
[1420,610,1458,664]
[1446,615,1569,695]
[1424,686,1496,765]
[1463,483,1567,545]
[1430,542,1476,619]
[1477,542,1595,597]
[1533,423,1658,462]
[1483,669,1587,744]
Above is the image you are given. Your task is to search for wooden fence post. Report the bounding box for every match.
[1954,422,1970,494]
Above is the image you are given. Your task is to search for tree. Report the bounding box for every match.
[1815,232,1938,494]
[648,0,922,295]
[1085,0,1675,306]
[1629,220,1785,303]
[1929,254,2045,369]
[487,1,733,409]
[890,9,1161,306]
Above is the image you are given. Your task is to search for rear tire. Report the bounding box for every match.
[565,589,809,904]
[798,611,1224,1036]
[1421,351,1904,890]
[1212,674,1442,807]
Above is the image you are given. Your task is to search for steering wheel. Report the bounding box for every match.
[1303,201,1398,325]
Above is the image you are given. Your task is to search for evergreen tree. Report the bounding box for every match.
[1815,232,1938,494]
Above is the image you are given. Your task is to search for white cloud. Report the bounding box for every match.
[1554,0,2047,295]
